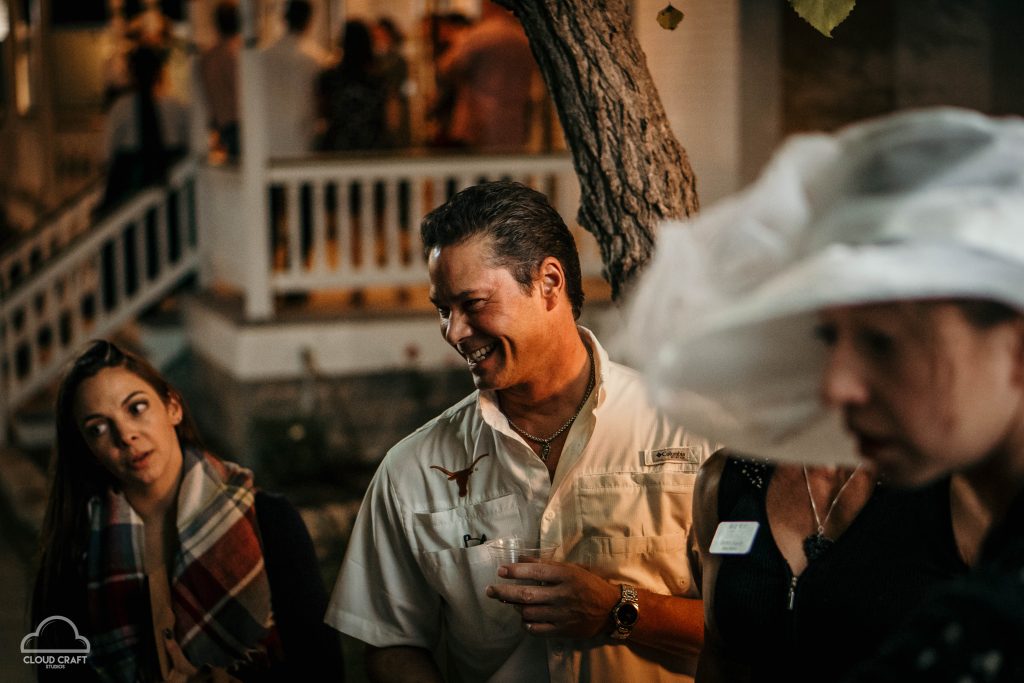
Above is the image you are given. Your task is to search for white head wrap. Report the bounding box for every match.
[620,107,1024,466]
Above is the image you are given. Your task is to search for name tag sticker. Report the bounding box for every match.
[643,446,700,468]
[709,521,759,555]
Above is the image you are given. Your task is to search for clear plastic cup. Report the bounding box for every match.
[485,537,559,584]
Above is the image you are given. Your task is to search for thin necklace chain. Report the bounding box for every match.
[506,345,596,462]
[802,464,861,537]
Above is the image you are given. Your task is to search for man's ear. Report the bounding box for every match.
[538,256,565,309]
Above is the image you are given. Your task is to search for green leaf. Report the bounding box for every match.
[657,4,684,31]
[788,0,856,37]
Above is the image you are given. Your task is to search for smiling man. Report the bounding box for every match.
[326,181,710,682]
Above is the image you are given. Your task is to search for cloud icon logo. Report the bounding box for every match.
[21,616,91,654]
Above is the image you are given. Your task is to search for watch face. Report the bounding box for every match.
[616,602,639,627]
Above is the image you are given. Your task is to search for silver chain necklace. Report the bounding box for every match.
[506,345,595,462]
[801,464,861,561]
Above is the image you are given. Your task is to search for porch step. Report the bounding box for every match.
[135,303,190,369]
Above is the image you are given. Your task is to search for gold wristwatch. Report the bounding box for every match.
[610,583,639,640]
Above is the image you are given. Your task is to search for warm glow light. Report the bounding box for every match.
[0,1,9,43]
[15,51,30,113]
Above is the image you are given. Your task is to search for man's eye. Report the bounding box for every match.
[465,299,484,311]
[437,307,450,319]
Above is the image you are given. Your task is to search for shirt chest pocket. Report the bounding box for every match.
[574,470,696,595]
[415,494,526,650]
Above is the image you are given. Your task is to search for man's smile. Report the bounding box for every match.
[464,341,498,365]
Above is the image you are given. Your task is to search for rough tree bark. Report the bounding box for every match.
[495,0,699,299]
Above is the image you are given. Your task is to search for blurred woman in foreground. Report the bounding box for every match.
[626,107,1024,681]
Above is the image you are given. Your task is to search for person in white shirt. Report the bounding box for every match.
[437,1,538,152]
[327,181,710,682]
[100,45,188,211]
[259,0,331,158]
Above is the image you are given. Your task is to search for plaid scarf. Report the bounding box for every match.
[85,449,277,682]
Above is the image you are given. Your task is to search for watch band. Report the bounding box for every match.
[610,583,640,640]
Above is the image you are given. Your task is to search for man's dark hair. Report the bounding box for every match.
[214,1,240,37]
[421,181,585,319]
[284,0,312,33]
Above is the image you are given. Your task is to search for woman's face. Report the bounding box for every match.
[73,366,184,498]
[818,302,1024,487]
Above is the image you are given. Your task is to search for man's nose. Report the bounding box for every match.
[444,310,471,346]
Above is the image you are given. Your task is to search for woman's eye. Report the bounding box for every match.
[129,400,149,416]
[813,323,838,347]
[436,306,450,319]
[860,330,895,358]
[85,422,108,438]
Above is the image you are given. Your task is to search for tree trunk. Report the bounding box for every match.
[496,0,699,299]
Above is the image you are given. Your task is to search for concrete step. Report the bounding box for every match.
[0,523,33,683]
[0,447,48,538]
[134,294,190,369]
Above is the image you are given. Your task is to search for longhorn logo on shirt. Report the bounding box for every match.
[430,453,490,497]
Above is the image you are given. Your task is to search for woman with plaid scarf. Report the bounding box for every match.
[31,340,344,682]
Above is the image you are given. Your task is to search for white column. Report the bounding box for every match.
[238,0,273,319]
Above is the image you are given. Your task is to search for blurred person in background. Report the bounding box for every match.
[437,1,538,152]
[425,11,472,148]
[373,17,411,148]
[99,45,188,212]
[199,0,241,162]
[260,0,332,157]
[316,19,386,152]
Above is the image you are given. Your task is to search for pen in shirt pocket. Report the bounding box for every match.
[463,533,487,548]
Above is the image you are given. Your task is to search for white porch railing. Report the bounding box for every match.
[0,158,200,445]
[259,152,599,295]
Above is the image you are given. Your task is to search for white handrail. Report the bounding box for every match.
[0,158,200,445]
[0,186,103,299]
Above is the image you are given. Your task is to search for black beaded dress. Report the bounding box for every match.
[709,457,967,683]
